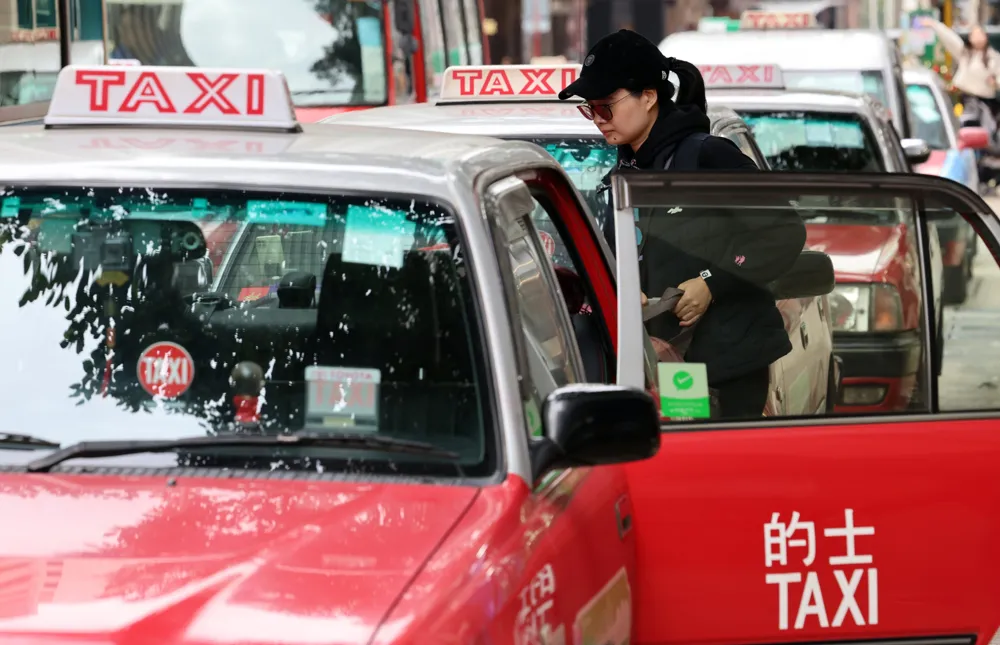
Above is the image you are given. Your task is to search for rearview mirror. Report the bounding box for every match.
[901,138,932,165]
[530,384,660,481]
[768,250,835,299]
[958,126,990,150]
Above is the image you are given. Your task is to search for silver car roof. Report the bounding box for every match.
[318,100,745,137]
[0,122,563,205]
[707,89,885,117]
[660,29,893,70]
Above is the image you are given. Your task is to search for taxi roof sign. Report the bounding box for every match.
[699,64,785,90]
[439,65,581,103]
[44,65,300,131]
[739,10,817,29]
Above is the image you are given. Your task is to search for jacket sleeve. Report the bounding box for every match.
[927,19,966,59]
[695,137,807,298]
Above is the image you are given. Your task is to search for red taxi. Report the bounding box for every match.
[1,63,999,645]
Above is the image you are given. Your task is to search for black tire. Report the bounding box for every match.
[942,261,970,305]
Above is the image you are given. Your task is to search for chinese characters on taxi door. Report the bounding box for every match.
[516,564,566,645]
[765,509,877,630]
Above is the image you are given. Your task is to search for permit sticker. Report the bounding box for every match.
[246,200,328,227]
[657,362,710,418]
[1,197,20,219]
[305,366,381,429]
[137,341,195,399]
[342,205,416,270]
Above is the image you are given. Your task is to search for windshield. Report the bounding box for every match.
[906,83,950,149]
[784,70,889,108]
[0,187,492,476]
[104,0,388,107]
[741,111,900,225]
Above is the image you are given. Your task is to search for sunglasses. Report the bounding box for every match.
[577,93,633,121]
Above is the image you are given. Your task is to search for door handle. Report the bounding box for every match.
[800,322,809,349]
[615,495,633,539]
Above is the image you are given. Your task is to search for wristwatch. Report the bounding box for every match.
[699,269,712,280]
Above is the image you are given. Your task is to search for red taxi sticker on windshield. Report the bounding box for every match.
[739,10,816,29]
[440,65,581,102]
[44,65,298,130]
[538,231,556,257]
[699,64,784,89]
[137,341,195,399]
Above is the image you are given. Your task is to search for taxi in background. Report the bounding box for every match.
[659,15,918,139]
[903,64,987,304]
[699,63,943,413]
[1,63,998,645]
[321,63,840,416]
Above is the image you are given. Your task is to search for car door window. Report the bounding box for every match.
[609,172,998,422]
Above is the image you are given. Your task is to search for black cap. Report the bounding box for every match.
[559,29,671,101]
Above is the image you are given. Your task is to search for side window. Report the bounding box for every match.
[722,130,764,168]
[415,0,447,98]
[502,214,581,399]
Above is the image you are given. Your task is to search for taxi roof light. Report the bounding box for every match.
[44,65,301,132]
[439,64,582,103]
[699,64,785,90]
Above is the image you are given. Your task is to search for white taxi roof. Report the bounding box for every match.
[660,29,892,71]
[707,89,884,119]
[0,66,563,206]
[319,100,743,138]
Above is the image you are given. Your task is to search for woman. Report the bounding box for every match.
[558,29,806,419]
[917,18,1000,117]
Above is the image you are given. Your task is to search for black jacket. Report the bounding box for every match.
[600,103,807,385]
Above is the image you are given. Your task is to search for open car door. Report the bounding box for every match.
[611,171,1000,645]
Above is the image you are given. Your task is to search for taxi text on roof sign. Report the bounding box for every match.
[699,64,785,90]
[739,10,817,29]
[44,66,300,131]
[439,65,581,102]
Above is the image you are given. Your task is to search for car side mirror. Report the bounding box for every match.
[901,138,932,165]
[768,250,835,299]
[958,126,990,150]
[530,384,660,481]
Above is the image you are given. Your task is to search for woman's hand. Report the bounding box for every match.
[641,291,648,306]
[674,277,712,327]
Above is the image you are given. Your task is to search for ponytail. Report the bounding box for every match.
[661,57,708,114]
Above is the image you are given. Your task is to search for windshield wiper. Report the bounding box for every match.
[24,432,460,473]
[0,433,60,450]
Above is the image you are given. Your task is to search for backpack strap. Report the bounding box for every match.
[664,132,711,170]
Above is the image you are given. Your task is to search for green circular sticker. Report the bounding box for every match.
[673,370,695,391]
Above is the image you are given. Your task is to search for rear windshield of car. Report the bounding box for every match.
[783,70,889,108]
[0,187,493,476]
[739,110,885,172]
[906,83,950,150]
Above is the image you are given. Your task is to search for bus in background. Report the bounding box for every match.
[1,0,487,121]
[101,0,488,121]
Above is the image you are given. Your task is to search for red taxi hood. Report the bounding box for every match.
[805,223,900,280]
[294,106,371,122]
[0,474,478,644]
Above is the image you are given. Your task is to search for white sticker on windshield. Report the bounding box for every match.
[305,366,381,430]
[342,205,416,269]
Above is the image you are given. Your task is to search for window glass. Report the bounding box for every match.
[461,0,484,63]
[618,182,943,421]
[905,83,950,150]
[0,187,492,475]
[741,111,886,173]
[440,0,468,64]
[503,217,579,395]
[784,70,888,108]
[416,0,446,97]
[104,0,388,107]
[527,138,617,219]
